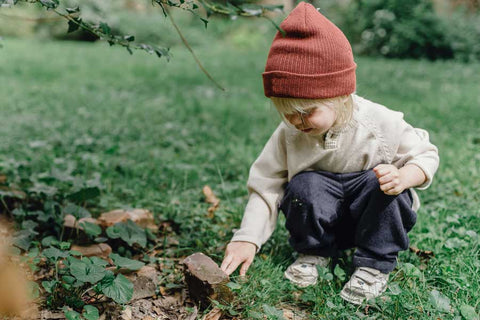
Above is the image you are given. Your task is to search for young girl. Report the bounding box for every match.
[220,2,439,304]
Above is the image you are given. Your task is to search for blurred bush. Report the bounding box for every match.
[322,0,480,62]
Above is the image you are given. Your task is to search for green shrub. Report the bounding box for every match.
[340,0,454,60]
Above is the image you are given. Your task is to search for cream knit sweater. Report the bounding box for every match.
[231,95,440,249]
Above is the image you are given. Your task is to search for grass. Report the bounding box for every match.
[1,18,480,319]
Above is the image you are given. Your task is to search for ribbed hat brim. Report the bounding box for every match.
[263,64,356,98]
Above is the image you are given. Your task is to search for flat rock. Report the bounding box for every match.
[126,266,159,301]
[183,253,233,305]
[70,243,112,259]
[63,214,99,230]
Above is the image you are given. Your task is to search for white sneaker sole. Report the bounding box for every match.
[284,270,317,288]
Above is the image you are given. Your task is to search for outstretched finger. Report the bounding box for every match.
[220,254,233,273]
[239,260,252,277]
[224,259,241,276]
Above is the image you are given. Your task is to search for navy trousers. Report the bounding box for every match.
[279,170,416,273]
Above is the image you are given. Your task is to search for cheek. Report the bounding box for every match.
[308,110,336,129]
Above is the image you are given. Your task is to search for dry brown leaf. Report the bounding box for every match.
[98,209,158,231]
[409,246,435,262]
[202,186,220,217]
[0,175,6,184]
[203,307,222,320]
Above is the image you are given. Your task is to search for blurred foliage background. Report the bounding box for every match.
[1,0,480,62]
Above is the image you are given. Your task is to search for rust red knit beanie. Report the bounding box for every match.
[263,2,356,99]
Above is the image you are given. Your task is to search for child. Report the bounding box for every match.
[220,2,439,305]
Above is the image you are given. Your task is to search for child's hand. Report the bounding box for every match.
[373,164,405,195]
[220,241,256,276]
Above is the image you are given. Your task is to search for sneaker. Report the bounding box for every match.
[339,267,389,305]
[284,254,330,287]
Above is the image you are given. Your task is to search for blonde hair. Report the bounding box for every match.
[271,95,354,129]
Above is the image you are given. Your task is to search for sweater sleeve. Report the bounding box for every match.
[391,119,439,190]
[231,124,288,249]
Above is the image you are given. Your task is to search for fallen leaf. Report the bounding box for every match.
[98,209,157,231]
[203,186,220,217]
[0,175,6,184]
[203,307,222,320]
[409,246,435,262]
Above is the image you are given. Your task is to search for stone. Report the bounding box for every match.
[63,214,99,230]
[126,266,159,301]
[70,243,112,259]
[183,253,233,305]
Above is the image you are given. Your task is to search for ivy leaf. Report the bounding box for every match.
[402,263,422,278]
[63,308,82,320]
[317,266,333,281]
[429,290,451,313]
[80,221,102,238]
[101,274,133,304]
[110,253,145,271]
[106,220,147,247]
[89,257,108,267]
[13,229,37,251]
[41,280,58,293]
[64,203,91,219]
[262,304,285,320]
[82,305,100,320]
[226,282,241,291]
[69,257,106,284]
[388,282,402,296]
[334,265,346,281]
[43,247,69,260]
[67,187,100,203]
[460,304,478,320]
[41,236,58,247]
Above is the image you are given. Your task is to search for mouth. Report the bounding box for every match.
[299,128,313,133]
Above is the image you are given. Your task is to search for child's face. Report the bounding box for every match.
[284,105,336,135]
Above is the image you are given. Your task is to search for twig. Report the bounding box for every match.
[164,6,225,91]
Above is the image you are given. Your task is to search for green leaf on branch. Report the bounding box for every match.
[68,18,81,33]
[99,22,111,35]
[124,35,135,42]
[65,6,80,14]
[39,0,59,9]
[82,305,100,320]
[110,253,145,271]
[106,220,147,248]
[69,257,106,284]
[101,273,133,304]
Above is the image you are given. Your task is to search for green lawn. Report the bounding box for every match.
[1,32,479,319]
